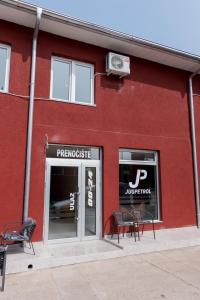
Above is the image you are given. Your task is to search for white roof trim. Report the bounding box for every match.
[0,0,200,72]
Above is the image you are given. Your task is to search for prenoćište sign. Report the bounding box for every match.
[46,144,100,160]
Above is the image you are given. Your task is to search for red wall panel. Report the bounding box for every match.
[0,21,32,228]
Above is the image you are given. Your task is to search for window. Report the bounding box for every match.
[0,44,11,93]
[119,149,160,221]
[51,57,94,105]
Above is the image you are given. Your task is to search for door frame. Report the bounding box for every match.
[43,158,102,244]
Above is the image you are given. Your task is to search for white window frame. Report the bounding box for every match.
[50,56,94,106]
[0,43,11,93]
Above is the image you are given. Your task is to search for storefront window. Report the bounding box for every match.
[119,150,159,220]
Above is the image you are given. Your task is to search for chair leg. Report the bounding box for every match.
[111,222,115,239]
[137,224,140,241]
[30,241,35,255]
[117,227,120,244]
[137,230,140,241]
[1,253,6,292]
[1,269,6,292]
[111,230,113,239]
[152,222,156,240]
[133,226,136,242]
[141,224,144,235]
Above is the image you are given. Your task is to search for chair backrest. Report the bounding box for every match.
[113,210,132,225]
[20,218,36,240]
[131,207,154,222]
[131,209,142,222]
[112,211,123,225]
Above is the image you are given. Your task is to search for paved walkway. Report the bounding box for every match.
[2,245,200,300]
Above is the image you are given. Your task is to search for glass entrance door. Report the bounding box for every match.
[48,166,80,240]
[45,159,101,243]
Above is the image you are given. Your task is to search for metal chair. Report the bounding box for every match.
[130,208,156,239]
[111,210,139,243]
[0,218,36,255]
[0,246,7,292]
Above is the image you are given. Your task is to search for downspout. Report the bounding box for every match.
[189,68,200,228]
[23,7,43,221]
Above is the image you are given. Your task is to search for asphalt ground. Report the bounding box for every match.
[2,245,200,300]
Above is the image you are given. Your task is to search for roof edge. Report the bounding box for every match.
[1,0,200,66]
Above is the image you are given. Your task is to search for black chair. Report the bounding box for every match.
[0,246,7,292]
[130,208,156,240]
[0,218,36,255]
[111,210,139,243]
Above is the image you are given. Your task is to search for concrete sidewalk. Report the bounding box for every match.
[6,226,200,274]
[2,245,200,300]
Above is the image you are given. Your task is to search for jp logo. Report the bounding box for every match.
[129,169,147,188]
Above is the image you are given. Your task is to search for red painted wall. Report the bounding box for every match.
[0,21,32,228]
[0,21,198,241]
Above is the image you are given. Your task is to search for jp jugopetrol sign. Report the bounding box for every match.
[125,169,151,195]
[46,144,100,160]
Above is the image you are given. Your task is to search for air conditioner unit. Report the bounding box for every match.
[106,52,130,77]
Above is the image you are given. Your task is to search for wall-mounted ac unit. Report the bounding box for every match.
[106,52,130,77]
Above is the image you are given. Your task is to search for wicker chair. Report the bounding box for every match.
[111,210,139,243]
[130,208,156,239]
[0,218,36,255]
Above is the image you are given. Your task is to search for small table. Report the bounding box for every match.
[0,246,8,291]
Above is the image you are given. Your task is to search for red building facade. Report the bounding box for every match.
[0,1,200,243]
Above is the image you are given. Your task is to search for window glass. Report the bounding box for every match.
[119,150,156,162]
[75,64,91,103]
[0,47,8,91]
[51,58,93,105]
[119,151,159,221]
[52,59,70,100]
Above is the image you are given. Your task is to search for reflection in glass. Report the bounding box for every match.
[85,167,96,236]
[119,164,158,220]
[0,47,8,91]
[119,150,156,162]
[52,59,70,100]
[75,64,91,103]
[48,166,78,240]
